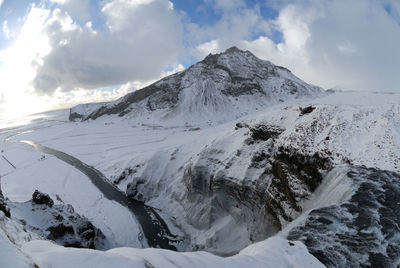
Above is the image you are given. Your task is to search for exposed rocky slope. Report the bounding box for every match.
[287,166,400,268]
[187,129,332,251]
[70,47,324,123]
[9,190,106,249]
[122,120,333,254]
[3,43,399,266]
[112,92,400,256]
[0,181,10,218]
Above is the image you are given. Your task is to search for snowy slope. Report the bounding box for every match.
[19,235,323,268]
[0,137,146,249]
[248,91,400,171]
[70,47,324,124]
[9,190,106,249]
[3,90,399,259]
[1,46,400,267]
[0,207,39,268]
[285,166,400,267]
[6,91,400,243]
[1,204,323,268]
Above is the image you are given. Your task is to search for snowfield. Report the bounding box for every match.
[0,125,145,250]
[0,90,399,267]
[1,47,399,267]
[20,236,323,268]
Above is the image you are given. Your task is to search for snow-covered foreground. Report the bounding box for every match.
[0,111,323,268]
[2,207,322,268]
[0,121,145,249]
[20,236,323,268]
[1,90,400,267]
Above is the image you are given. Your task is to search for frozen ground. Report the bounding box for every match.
[1,204,323,267]
[0,227,323,268]
[0,91,399,267]
[0,120,145,249]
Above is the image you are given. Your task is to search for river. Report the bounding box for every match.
[21,140,178,251]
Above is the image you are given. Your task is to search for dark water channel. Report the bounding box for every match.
[21,140,178,251]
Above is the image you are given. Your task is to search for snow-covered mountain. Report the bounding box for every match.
[1,47,400,267]
[70,47,324,123]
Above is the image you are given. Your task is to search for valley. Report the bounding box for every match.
[0,48,399,267]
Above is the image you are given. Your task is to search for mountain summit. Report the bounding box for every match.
[70,47,324,122]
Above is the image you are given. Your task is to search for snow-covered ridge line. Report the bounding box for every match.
[69,46,325,123]
[19,235,323,268]
[286,166,400,267]
[19,139,179,250]
[2,70,400,266]
[7,91,400,252]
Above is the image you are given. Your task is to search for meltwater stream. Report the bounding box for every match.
[20,140,178,251]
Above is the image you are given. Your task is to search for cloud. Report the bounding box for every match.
[0,1,186,119]
[193,39,220,59]
[0,7,51,118]
[194,0,400,91]
[32,0,184,94]
[2,0,400,120]
[188,1,272,59]
[288,0,400,91]
[2,20,10,39]
[48,0,91,21]
[211,0,246,11]
[381,0,400,22]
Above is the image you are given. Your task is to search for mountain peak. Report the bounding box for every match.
[202,46,257,65]
[70,48,324,122]
[225,46,241,53]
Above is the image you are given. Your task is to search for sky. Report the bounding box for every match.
[0,0,400,119]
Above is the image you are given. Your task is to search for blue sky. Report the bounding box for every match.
[0,0,400,118]
[0,0,282,52]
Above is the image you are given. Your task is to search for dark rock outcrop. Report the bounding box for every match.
[288,167,400,267]
[249,124,284,141]
[47,223,75,239]
[181,129,332,249]
[32,190,54,207]
[0,199,10,217]
[126,177,146,201]
[70,47,323,121]
[113,167,136,185]
[267,148,331,226]
[9,191,106,249]
[69,112,83,121]
[299,106,315,116]
[0,181,10,217]
[0,197,10,218]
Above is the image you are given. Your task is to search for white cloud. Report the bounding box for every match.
[2,0,400,120]
[295,0,400,91]
[194,0,400,91]
[275,4,316,55]
[189,1,272,58]
[32,0,184,94]
[0,6,51,119]
[0,0,184,118]
[212,0,246,11]
[193,39,220,59]
[49,0,91,21]
[381,0,400,22]
[2,20,10,39]
[337,42,357,54]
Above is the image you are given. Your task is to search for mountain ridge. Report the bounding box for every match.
[70,47,325,123]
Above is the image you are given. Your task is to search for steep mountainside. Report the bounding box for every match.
[287,166,400,267]
[70,47,324,123]
[2,45,400,267]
